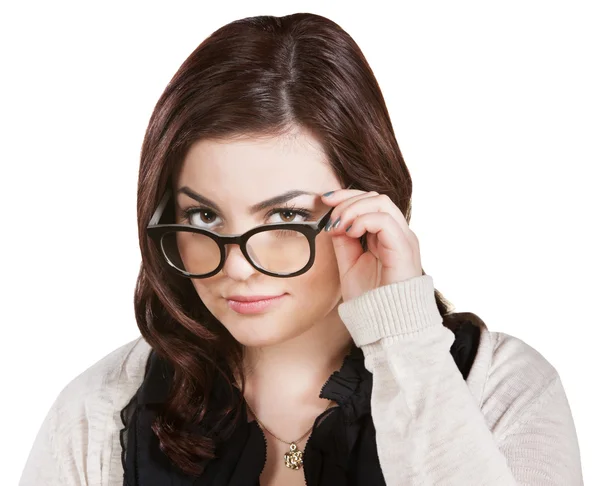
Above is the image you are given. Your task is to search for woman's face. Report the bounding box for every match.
[171,127,343,348]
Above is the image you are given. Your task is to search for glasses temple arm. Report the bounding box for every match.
[149,187,172,227]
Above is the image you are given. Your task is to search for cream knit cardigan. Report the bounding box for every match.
[20,275,584,485]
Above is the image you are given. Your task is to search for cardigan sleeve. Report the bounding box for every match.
[337,274,583,486]
[19,396,73,486]
[19,337,149,486]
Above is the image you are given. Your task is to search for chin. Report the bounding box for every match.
[230,329,306,348]
[232,333,289,348]
[220,313,310,348]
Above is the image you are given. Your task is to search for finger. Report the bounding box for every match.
[321,187,367,205]
[345,213,413,258]
[329,230,365,279]
[327,191,379,213]
[326,193,405,236]
[324,192,378,229]
[367,232,380,258]
[322,188,418,246]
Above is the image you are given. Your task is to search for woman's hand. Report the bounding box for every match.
[321,188,423,302]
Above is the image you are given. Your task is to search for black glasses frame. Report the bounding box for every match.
[146,186,350,279]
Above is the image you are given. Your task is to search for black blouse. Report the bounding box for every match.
[120,317,481,486]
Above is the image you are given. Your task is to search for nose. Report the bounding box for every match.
[220,243,257,281]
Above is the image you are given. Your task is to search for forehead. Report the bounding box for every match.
[174,128,337,191]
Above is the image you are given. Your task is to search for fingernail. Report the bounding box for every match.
[322,191,334,197]
[324,219,333,231]
[332,217,341,229]
[345,224,353,232]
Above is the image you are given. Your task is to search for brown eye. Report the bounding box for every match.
[267,208,313,224]
[194,210,217,224]
[280,210,297,223]
[183,208,222,228]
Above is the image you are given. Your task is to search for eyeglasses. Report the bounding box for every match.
[146,185,352,278]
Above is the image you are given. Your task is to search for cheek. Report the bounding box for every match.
[315,234,339,272]
[293,235,340,292]
[190,279,215,304]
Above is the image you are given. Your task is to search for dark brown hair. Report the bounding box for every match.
[134,12,458,476]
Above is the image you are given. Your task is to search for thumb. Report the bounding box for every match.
[330,233,364,278]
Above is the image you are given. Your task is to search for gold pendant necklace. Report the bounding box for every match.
[284,442,304,470]
[245,400,334,470]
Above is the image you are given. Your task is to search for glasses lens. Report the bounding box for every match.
[161,231,221,276]
[246,228,311,274]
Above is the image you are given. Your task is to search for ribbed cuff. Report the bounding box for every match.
[337,274,443,348]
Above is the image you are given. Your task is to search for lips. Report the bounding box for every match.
[225,294,284,302]
[226,294,287,314]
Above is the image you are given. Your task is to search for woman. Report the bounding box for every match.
[20,12,583,486]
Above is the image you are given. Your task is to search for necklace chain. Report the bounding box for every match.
[245,400,334,445]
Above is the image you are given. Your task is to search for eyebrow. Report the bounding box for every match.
[177,186,320,214]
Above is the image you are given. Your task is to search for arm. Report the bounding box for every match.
[19,396,78,486]
[19,338,148,486]
[338,274,583,485]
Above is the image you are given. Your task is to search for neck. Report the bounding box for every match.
[241,306,353,409]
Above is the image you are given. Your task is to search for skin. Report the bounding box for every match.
[171,124,422,485]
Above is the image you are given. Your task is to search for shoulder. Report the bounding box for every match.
[485,327,560,395]
[20,336,152,485]
[50,335,153,443]
[471,323,561,434]
[57,335,152,408]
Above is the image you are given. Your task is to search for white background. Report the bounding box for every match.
[2,1,598,483]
